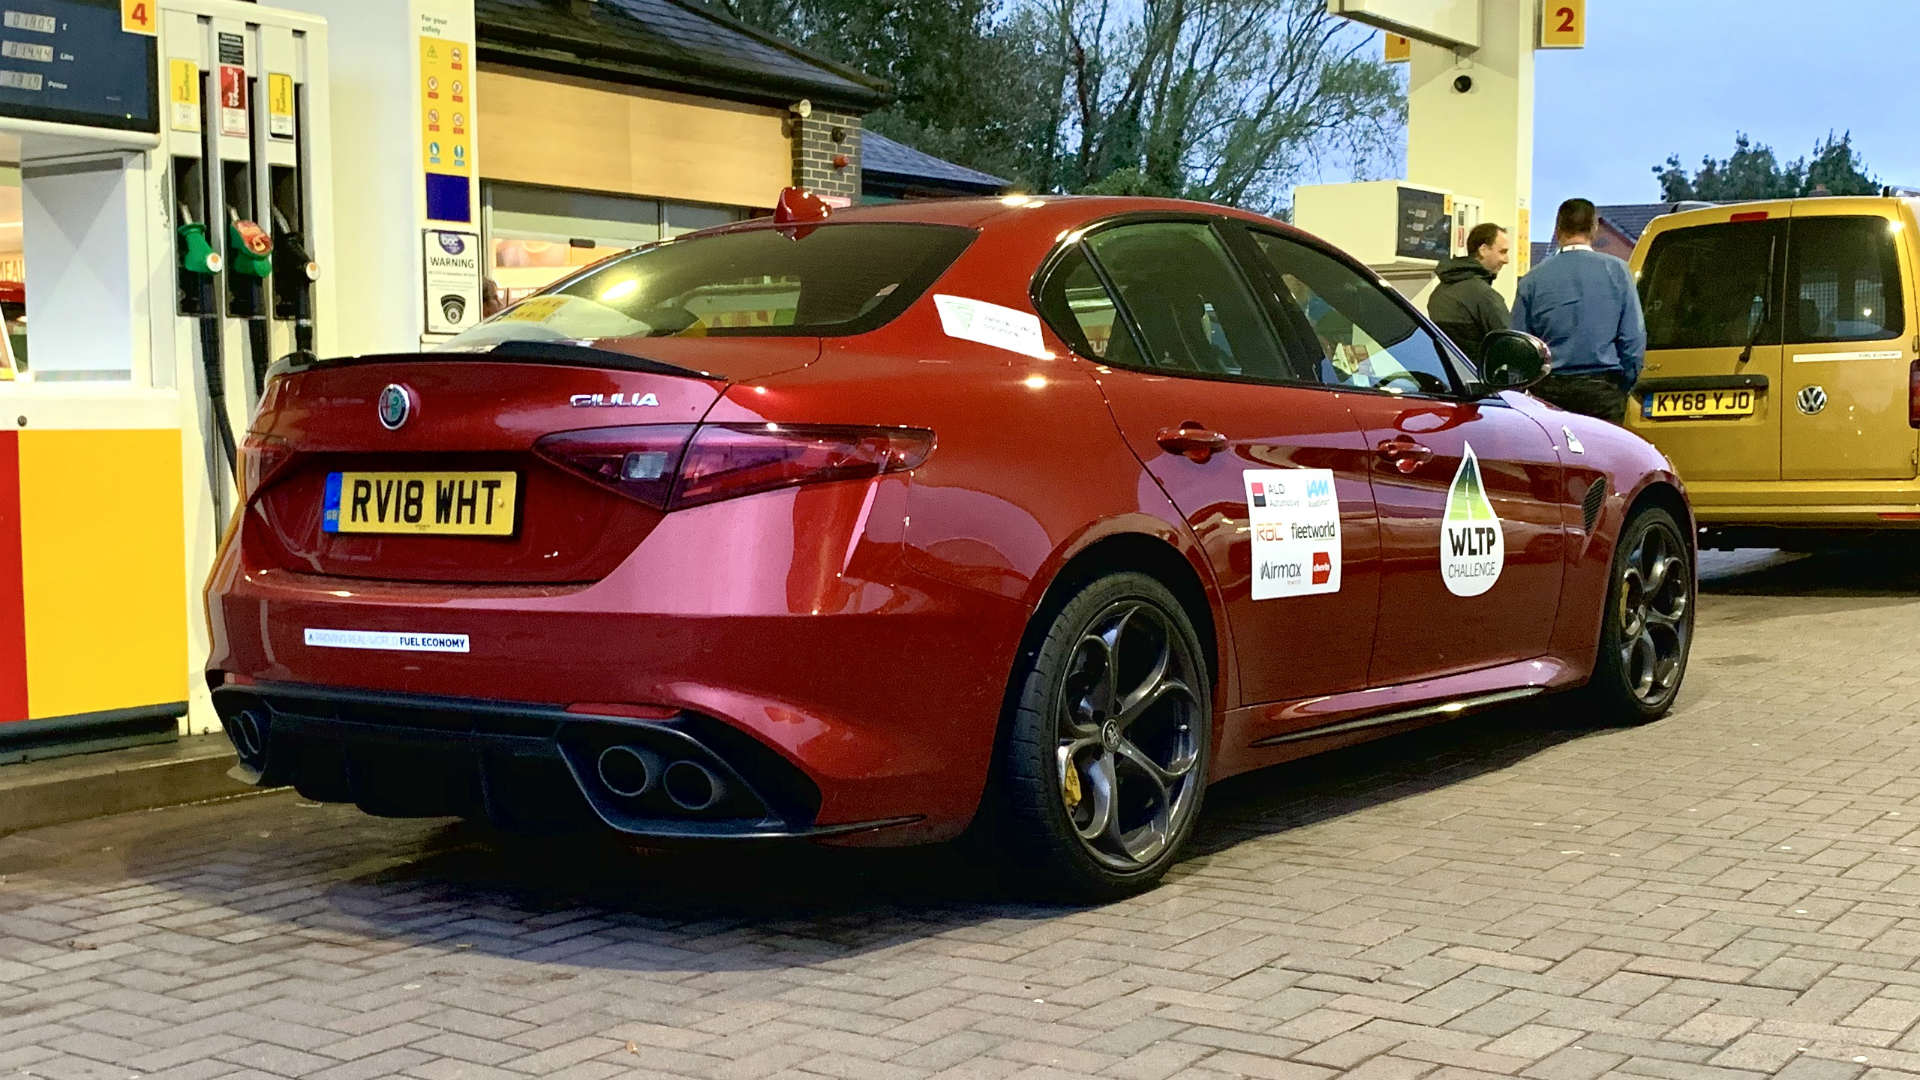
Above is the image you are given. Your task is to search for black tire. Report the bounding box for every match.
[1583,505,1694,724]
[988,572,1211,900]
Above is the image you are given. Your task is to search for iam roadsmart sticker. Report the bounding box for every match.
[1244,468,1340,600]
[1441,443,1504,597]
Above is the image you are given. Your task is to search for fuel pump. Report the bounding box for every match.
[0,0,331,753]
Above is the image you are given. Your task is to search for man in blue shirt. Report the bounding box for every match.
[1512,199,1647,423]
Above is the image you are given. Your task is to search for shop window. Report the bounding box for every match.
[481,182,746,314]
[0,166,23,378]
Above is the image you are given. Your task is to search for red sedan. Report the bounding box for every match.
[206,194,1695,897]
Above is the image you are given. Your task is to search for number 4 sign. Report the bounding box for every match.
[121,0,157,35]
[1540,0,1584,48]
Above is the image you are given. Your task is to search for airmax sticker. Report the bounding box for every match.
[1441,443,1504,597]
[1244,468,1341,600]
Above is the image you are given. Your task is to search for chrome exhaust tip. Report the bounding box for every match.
[662,759,724,812]
[596,745,660,799]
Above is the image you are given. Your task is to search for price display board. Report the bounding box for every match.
[0,0,158,133]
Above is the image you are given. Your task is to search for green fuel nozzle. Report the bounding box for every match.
[227,219,274,278]
[177,222,223,275]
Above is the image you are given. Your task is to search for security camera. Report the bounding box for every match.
[790,99,812,119]
[1452,74,1473,94]
[440,294,466,324]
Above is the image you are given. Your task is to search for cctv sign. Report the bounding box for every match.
[422,229,482,335]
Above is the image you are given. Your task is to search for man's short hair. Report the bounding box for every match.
[1556,198,1598,238]
[1466,222,1505,256]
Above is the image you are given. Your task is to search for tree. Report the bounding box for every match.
[1653,131,1880,201]
[1038,0,1404,210]
[711,0,1405,210]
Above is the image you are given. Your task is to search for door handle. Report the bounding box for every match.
[1376,436,1433,474]
[1157,424,1229,463]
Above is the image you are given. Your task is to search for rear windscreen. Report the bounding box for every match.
[445,222,975,348]
[1639,214,1906,350]
[1786,217,1905,343]
[1638,221,1782,351]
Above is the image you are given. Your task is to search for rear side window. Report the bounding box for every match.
[1787,217,1904,343]
[1638,222,1782,351]
[449,223,975,345]
[1034,246,1145,366]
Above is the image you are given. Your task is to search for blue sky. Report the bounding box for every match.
[1531,0,1920,237]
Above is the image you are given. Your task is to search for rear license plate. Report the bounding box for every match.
[1645,388,1756,419]
[323,471,518,535]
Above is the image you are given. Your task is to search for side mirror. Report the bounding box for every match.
[1481,330,1551,391]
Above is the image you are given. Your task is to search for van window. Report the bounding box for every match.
[1787,217,1904,344]
[1638,222,1781,350]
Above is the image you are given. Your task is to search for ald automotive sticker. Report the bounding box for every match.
[304,629,470,653]
[1441,443,1504,597]
[1244,469,1340,600]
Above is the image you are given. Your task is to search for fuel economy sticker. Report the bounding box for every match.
[1244,469,1340,600]
[1441,443,1504,597]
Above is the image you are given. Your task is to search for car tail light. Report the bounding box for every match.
[673,424,934,509]
[533,424,697,509]
[1910,360,1920,429]
[239,432,295,499]
[533,423,933,510]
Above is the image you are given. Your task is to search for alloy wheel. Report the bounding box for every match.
[1054,600,1203,871]
[1617,520,1691,706]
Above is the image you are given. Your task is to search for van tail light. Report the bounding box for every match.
[534,423,933,510]
[239,432,295,499]
[1910,360,1920,429]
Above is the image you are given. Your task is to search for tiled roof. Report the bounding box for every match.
[476,0,889,110]
[861,131,1008,192]
[1596,201,1718,242]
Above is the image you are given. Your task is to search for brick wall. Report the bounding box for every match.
[791,108,861,200]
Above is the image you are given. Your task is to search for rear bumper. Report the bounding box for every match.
[1684,478,1920,527]
[213,682,915,840]
[204,478,1034,843]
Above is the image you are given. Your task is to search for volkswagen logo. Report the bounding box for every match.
[1796,385,1828,416]
[377,384,413,430]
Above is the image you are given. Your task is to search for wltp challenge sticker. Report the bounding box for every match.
[1441,443,1504,597]
[1244,469,1340,600]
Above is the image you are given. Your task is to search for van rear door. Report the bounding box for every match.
[1779,201,1918,481]
[1628,208,1786,481]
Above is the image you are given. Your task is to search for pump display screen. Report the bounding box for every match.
[1394,187,1452,263]
[0,1,157,133]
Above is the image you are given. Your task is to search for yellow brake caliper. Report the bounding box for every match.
[1060,748,1083,810]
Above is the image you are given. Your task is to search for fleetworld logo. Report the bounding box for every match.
[1441,443,1504,597]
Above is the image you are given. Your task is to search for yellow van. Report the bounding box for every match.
[1627,196,1920,546]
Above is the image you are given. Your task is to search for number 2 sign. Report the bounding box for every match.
[1540,0,1584,48]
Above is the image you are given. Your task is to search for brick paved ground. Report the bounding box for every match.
[6,548,1920,1080]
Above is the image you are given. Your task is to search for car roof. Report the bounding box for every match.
[1643,195,1912,237]
[710,194,1304,240]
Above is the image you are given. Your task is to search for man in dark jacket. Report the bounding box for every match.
[1427,222,1512,366]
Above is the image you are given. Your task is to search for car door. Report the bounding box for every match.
[1236,226,1567,686]
[1036,217,1382,707]
[1779,203,1918,482]
[1625,210,1786,482]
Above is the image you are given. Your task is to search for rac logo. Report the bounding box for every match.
[570,392,660,408]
